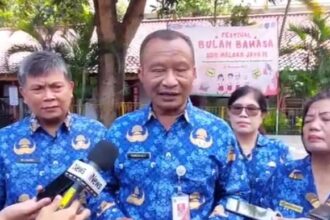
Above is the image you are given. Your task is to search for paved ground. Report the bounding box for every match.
[268,135,307,160]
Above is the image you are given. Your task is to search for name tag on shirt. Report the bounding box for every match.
[127,152,151,160]
[16,158,40,164]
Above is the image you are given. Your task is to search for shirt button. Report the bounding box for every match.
[150,162,156,168]
[53,161,58,166]
[39,171,45,176]
[119,163,124,169]
[165,152,171,158]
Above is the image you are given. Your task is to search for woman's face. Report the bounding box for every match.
[303,99,330,154]
[228,93,264,136]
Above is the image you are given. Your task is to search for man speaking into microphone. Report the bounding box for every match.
[92,29,249,219]
[0,51,108,217]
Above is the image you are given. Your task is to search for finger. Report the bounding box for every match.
[44,195,62,212]
[36,185,44,194]
[34,197,52,207]
[76,208,91,220]
[69,200,81,212]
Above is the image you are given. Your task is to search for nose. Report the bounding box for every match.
[43,88,56,101]
[162,69,178,87]
[239,108,249,117]
[308,117,321,131]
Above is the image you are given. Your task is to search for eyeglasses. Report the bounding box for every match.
[229,104,261,116]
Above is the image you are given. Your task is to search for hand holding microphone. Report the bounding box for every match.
[36,140,118,210]
[36,195,90,220]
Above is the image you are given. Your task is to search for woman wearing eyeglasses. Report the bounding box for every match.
[227,86,291,205]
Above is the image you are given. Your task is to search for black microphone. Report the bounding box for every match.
[59,140,118,209]
[36,172,74,201]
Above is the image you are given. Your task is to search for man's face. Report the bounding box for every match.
[139,38,196,114]
[20,70,74,124]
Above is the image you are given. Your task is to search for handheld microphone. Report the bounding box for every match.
[309,204,330,220]
[225,198,282,220]
[36,172,74,201]
[59,140,119,209]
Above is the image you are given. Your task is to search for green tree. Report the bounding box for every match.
[281,0,330,91]
[150,0,232,19]
[0,0,96,115]
[225,4,254,26]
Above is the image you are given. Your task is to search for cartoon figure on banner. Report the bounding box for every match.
[235,73,241,90]
[199,81,210,92]
[217,74,225,95]
[263,63,272,76]
[226,73,234,94]
[242,74,250,87]
[206,68,216,78]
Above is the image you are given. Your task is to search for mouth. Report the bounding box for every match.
[158,92,179,100]
[307,135,323,142]
[237,122,250,126]
[158,92,179,96]
[42,106,59,110]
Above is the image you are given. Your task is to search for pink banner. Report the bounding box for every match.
[172,20,279,96]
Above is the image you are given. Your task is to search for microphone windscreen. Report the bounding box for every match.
[87,140,119,171]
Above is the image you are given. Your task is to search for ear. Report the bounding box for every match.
[138,67,143,82]
[19,86,27,104]
[68,80,74,96]
[193,66,197,79]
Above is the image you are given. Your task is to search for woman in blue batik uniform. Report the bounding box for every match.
[227,86,291,205]
[262,89,330,219]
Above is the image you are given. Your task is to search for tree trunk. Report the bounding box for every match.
[278,0,291,48]
[93,0,146,126]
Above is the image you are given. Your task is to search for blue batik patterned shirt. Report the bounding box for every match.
[239,134,291,205]
[0,113,106,213]
[260,155,330,218]
[96,101,249,220]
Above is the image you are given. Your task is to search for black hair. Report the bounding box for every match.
[228,85,267,113]
[139,29,195,63]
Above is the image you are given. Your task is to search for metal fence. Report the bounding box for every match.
[118,102,304,135]
[0,100,304,135]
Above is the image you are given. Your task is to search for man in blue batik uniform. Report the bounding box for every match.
[0,51,106,217]
[94,29,248,219]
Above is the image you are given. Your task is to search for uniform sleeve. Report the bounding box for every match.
[0,153,5,209]
[88,124,128,220]
[0,130,6,209]
[209,126,250,219]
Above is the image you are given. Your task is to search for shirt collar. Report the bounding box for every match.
[141,99,193,126]
[255,133,269,148]
[29,113,72,133]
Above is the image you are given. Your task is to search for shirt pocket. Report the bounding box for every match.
[116,153,155,184]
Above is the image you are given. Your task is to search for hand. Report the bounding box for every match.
[0,197,51,220]
[36,195,91,220]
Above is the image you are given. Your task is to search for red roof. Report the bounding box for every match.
[0,12,326,75]
[125,12,324,73]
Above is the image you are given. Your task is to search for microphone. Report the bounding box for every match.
[59,140,119,209]
[309,204,330,220]
[225,198,282,220]
[36,172,74,201]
